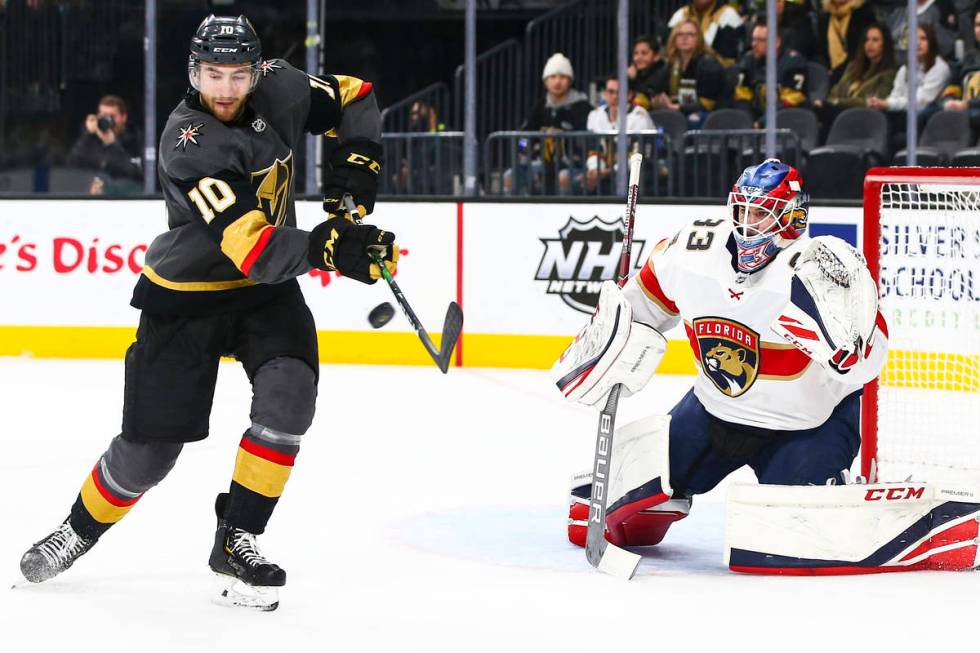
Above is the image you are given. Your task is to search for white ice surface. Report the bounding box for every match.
[1,359,977,652]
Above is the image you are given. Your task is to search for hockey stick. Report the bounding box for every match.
[585,151,644,580]
[343,196,463,373]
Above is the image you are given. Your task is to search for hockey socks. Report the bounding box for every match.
[69,460,144,541]
[223,428,299,534]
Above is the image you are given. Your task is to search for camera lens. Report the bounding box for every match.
[97,115,115,132]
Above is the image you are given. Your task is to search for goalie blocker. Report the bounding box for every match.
[553,281,666,406]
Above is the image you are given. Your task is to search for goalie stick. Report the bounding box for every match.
[343,196,463,373]
[585,151,644,580]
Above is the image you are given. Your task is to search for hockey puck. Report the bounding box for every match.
[368,302,395,329]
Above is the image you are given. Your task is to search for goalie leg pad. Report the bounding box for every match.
[568,492,690,547]
[725,483,980,575]
[617,498,691,547]
[567,415,676,546]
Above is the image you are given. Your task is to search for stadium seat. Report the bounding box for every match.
[807,62,830,104]
[681,109,753,197]
[647,109,688,196]
[0,168,35,193]
[701,107,754,132]
[776,107,819,154]
[805,108,888,199]
[772,107,819,173]
[48,167,102,193]
[649,109,687,153]
[893,110,972,166]
[951,142,980,166]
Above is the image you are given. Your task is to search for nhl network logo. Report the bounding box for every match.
[535,216,645,313]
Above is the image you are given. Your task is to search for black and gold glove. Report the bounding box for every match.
[308,215,398,285]
[322,138,383,217]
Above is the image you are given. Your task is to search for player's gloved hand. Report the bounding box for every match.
[307,214,398,285]
[322,139,382,217]
[772,236,880,377]
[828,332,875,374]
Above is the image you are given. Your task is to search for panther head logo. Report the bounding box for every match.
[692,318,760,397]
[704,344,754,396]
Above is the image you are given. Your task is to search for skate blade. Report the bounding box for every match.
[212,574,279,612]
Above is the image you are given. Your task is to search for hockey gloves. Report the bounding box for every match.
[322,139,383,217]
[771,236,884,381]
[308,214,398,285]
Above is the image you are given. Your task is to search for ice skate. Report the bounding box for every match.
[209,495,285,611]
[20,520,96,583]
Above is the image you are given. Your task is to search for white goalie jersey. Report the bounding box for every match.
[623,218,889,431]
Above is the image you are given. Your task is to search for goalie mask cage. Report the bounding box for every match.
[862,167,980,485]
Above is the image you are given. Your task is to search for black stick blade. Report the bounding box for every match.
[435,302,463,373]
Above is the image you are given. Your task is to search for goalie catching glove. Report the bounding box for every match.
[771,236,886,381]
[552,280,667,406]
[307,212,398,285]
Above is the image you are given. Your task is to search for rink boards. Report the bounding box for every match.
[0,199,861,370]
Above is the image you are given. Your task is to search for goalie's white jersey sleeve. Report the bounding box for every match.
[622,217,888,431]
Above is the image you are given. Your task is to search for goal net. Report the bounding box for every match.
[862,168,980,485]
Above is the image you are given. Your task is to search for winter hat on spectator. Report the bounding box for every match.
[542,53,574,80]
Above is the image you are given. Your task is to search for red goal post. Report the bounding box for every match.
[861,167,980,484]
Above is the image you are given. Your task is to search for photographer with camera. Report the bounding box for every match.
[67,94,143,194]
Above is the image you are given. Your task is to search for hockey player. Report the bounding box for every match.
[19,15,396,610]
[556,159,889,555]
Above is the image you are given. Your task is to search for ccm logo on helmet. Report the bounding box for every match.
[864,486,926,501]
[213,47,239,53]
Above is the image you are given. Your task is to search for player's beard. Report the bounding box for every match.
[201,93,246,123]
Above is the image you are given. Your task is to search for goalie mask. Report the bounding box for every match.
[728,159,809,273]
[188,14,262,92]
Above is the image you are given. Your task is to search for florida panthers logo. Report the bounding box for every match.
[692,317,760,397]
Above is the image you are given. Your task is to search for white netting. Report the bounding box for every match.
[875,181,980,485]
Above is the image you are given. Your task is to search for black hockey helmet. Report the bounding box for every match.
[188,15,262,91]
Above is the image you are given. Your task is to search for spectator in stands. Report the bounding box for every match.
[583,74,654,193]
[506,52,592,195]
[867,24,951,150]
[66,94,142,194]
[883,0,958,62]
[628,34,669,109]
[816,0,878,87]
[393,100,451,194]
[734,23,809,123]
[521,53,592,133]
[668,0,745,66]
[407,100,443,133]
[814,23,897,140]
[935,8,980,132]
[649,18,727,129]
[744,0,818,61]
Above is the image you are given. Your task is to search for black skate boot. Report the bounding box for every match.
[20,519,96,583]
[208,493,285,611]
